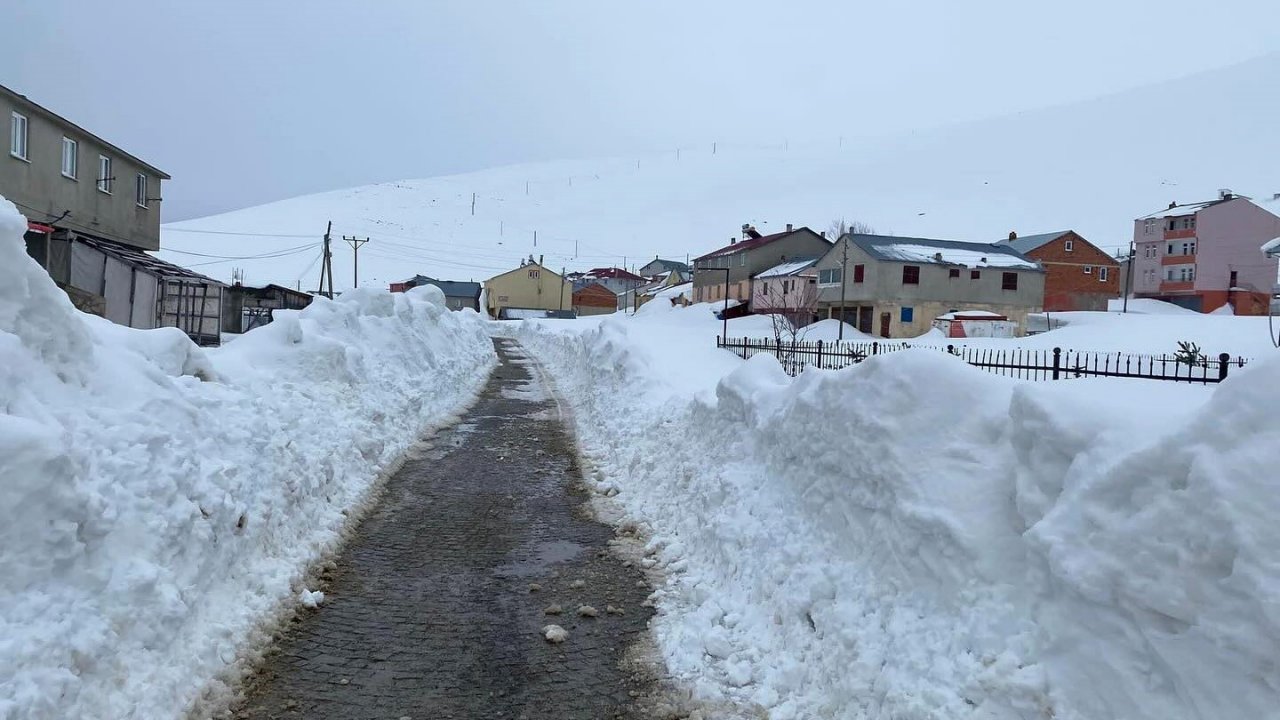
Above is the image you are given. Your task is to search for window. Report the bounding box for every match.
[1189,242,1196,255]
[1099,267,1109,281]
[901,265,919,285]
[970,269,981,280]
[9,112,27,159]
[1167,269,1175,281]
[853,264,865,283]
[1001,272,1018,290]
[1064,239,1074,252]
[761,283,769,296]
[60,137,78,178]
[818,268,842,285]
[527,268,540,279]
[1230,270,1238,287]
[782,279,789,295]
[948,268,960,278]
[900,306,914,323]
[97,156,113,193]
[135,173,148,207]
[1167,244,1174,254]
[1084,265,1092,274]
[1143,219,1154,234]
[738,253,746,267]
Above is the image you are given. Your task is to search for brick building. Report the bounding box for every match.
[998,230,1119,311]
[571,282,618,316]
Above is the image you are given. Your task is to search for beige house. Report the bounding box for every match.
[484,260,573,319]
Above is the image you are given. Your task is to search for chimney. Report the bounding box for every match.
[538,254,543,266]
[933,252,943,262]
[1008,231,1017,240]
[786,223,793,232]
[820,230,827,238]
[1273,192,1280,201]
[1168,201,1177,209]
[1218,188,1233,200]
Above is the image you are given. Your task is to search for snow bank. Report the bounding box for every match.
[0,198,496,719]
[516,307,1280,719]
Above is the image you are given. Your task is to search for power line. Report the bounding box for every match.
[162,243,317,260]
[163,227,317,238]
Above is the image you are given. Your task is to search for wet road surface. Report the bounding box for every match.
[231,339,661,720]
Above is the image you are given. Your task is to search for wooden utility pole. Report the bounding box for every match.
[1123,242,1135,313]
[344,235,369,288]
[317,220,334,299]
[471,193,476,216]
[533,230,537,247]
[838,239,849,341]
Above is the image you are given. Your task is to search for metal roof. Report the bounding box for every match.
[846,234,1041,270]
[755,258,818,278]
[402,275,482,298]
[997,231,1071,254]
[77,234,223,284]
[694,228,818,261]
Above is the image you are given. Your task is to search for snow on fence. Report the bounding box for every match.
[717,336,1250,384]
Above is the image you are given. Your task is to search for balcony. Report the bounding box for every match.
[1159,280,1195,293]
[1161,254,1197,266]
[1164,227,1196,240]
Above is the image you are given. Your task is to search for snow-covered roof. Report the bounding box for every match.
[1261,235,1280,256]
[651,282,692,301]
[1136,199,1231,220]
[755,258,818,278]
[998,231,1071,254]
[849,235,1040,270]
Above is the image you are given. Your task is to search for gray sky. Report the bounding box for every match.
[3,0,1279,221]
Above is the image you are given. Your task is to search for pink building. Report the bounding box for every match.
[1131,191,1280,315]
[750,257,820,326]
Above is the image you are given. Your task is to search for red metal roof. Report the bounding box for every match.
[693,230,795,261]
[27,220,55,234]
[585,267,646,282]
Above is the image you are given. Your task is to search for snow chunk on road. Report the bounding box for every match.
[543,625,569,643]
[299,589,326,608]
[0,196,497,720]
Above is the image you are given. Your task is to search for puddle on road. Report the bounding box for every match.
[492,540,584,578]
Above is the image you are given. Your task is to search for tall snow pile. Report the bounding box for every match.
[517,305,1280,719]
[0,197,495,719]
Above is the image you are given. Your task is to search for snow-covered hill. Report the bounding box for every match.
[160,53,1280,290]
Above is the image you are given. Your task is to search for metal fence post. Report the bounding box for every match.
[871,341,879,356]
[1219,353,1231,382]
[816,339,824,369]
[1052,347,1061,380]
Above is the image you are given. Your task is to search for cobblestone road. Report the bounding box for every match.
[232,339,663,720]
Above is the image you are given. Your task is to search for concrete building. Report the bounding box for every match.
[4,83,225,344]
[750,258,820,327]
[484,259,572,319]
[637,257,690,277]
[812,234,1045,337]
[1131,191,1280,315]
[691,224,832,305]
[576,267,648,295]
[997,230,1119,311]
[389,274,482,311]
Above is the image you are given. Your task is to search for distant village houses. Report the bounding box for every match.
[692,224,832,307]
[390,274,482,311]
[997,230,1119,312]
[483,256,574,319]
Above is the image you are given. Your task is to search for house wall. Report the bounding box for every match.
[1132,199,1280,314]
[1026,231,1120,311]
[484,264,573,318]
[812,237,1044,336]
[692,229,831,303]
[2,92,164,251]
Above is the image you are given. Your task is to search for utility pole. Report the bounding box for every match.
[317,220,334,299]
[560,266,566,312]
[344,235,369,288]
[533,230,537,247]
[1123,241,1135,313]
[713,142,717,155]
[471,193,476,216]
[837,239,849,341]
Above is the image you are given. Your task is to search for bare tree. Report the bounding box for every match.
[829,218,876,238]
[756,274,819,370]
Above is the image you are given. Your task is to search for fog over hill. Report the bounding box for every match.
[160,52,1280,290]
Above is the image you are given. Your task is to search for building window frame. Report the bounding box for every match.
[1084,265,1092,274]
[1099,266,1109,282]
[853,264,865,283]
[948,268,960,278]
[901,265,919,285]
[970,269,981,280]
[61,137,78,179]
[900,306,914,323]
[1001,272,1018,291]
[9,111,28,160]
[1064,239,1074,252]
[98,155,113,194]
[135,173,149,208]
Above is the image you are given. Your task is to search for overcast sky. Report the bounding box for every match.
[3,0,1279,221]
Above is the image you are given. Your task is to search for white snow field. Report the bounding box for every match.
[158,53,1280,291]
[0,198,496,719]
[515,299,1280,719]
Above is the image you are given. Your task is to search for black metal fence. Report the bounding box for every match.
[716,336,1250,384]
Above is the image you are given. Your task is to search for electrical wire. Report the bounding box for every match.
[162,243,318,260]
[163,227,317,238]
